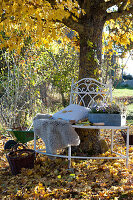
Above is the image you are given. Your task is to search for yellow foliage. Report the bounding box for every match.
[104,15,133,54]
[0,0,78,52]
[130,34,133,42]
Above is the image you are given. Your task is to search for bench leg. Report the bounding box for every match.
[68,146,71,168]
[111,129,114,153]
[126,127,129,168]
[34,132,37,158]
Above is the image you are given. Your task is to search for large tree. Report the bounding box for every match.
[0,0,133,79]
[1,1,133,156]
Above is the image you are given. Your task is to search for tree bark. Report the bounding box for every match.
[69,12,108,156]
[78,16,105,80]
[73,128,108,156]
[39,81,48,106]
[60,90,67,107]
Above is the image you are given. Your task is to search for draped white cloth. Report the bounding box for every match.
[33,114,80,155]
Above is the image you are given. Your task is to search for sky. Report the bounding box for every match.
[121,52,133,76]
[124,59,133,76]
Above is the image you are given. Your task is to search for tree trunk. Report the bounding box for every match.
[73,128,108,157]
[73,17,108,156]
[78,17,105,80]
[39,81,48,106]
[60,91,67,107]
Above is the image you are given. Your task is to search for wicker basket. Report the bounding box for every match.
[6,144,35,175]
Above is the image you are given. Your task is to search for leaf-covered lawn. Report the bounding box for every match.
[0,128,133,200]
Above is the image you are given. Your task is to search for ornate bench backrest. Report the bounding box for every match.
[70,78,112,108]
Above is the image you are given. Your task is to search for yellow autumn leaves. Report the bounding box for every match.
[0,0,133,55]
[1,132,133,199]
[103,17,133,55]
[0,0,81,52]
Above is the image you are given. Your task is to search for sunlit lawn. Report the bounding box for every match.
[113,88,133,125]
[127,104,133,113]
[113,88,133,97]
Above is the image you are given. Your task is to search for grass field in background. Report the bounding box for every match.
[127,104,133,125]
[127,104,133,113]
[112,88,133,113]
[113,88,133,125]
[113,88,133,97]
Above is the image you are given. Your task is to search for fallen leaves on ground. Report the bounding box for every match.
[0,128,133,200]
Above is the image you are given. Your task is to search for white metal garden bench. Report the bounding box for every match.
[70,78,112,106]
[34,78,129,168]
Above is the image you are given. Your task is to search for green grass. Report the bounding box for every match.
[127,104,133,113]
[127,120,133,125]
[112,88,133,125]
[112,88,133,97]
[127,104,133,124]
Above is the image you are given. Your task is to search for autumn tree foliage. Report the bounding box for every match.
[103,16,133,58]
[0,0,133,79]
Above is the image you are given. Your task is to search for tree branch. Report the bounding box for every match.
[105,0,124,10]
[118,0,128,11]
[106,5,133,21]
[76,0,84,8]
[61,15,84,33]
[44,0,57,7]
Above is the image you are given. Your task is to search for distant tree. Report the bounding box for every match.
[0,42,79,127]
